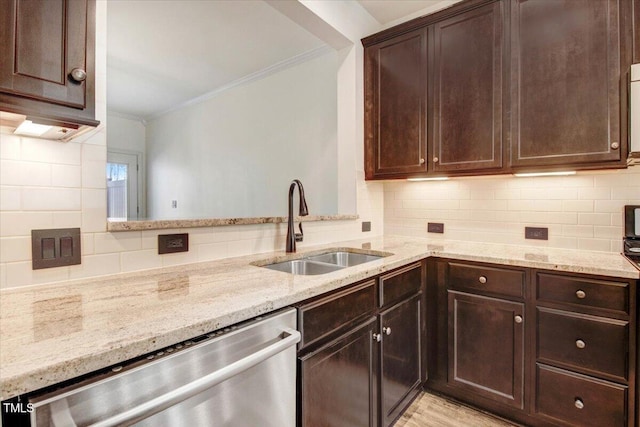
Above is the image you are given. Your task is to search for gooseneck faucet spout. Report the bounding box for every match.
[286,179,309,253]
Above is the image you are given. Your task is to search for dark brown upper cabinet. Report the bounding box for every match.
[509,0,630,170]
[362,0,633,180]
[432,1,504,173]
[364,28,428,179]
[0,0,99,127]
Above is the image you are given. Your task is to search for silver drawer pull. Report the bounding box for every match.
[69,68,87,82]
[514,315,523,324]
[383,327,392,336]
[575,339,586,349]
[575,398,584,409]
[373,333,381,342]
[575,290,586,299]
[478,276,487,284]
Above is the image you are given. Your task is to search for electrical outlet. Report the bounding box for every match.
[525,227,548,240]
[158,233,189,254]
[428,222,444,233]
[362,221,371,232]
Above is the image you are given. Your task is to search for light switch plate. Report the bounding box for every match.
[31,228,81,269]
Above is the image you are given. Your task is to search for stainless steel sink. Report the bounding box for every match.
[305,251,384,267]
[258,249,389,275]
[262,259,344,275]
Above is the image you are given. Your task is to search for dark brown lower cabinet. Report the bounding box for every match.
[380,294,422,426]
[447,291,524,409]
[297,262,426,427]
[426,258,638,427]
[299,318,378,427]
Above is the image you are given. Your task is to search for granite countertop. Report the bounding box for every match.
[1,235,638,400]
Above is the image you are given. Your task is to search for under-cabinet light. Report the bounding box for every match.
[14,120,53,137]
[407,177,449,182]
[513,171,576,177]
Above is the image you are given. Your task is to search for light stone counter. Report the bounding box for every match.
[1,235,638,400]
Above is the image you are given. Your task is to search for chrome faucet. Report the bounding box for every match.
[286,179,309,253]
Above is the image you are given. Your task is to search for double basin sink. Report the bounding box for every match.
[260,250,389,275]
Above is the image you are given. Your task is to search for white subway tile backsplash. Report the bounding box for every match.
[52,164,82,188]
[5,261,69,288]
[0,212,53,237]
[53,212,82,228]
[611,187,640,200]
[594,200,629,213]
[561,200,593,212]
[69,253,120,280]
[0,236,31,263]
[81,189,107,233]
[0,262,6,288]
[577,238,611,252]
[561,225,594,238]
[0,160,21,186]
[385,169,639,254]
[196,242,228,262]
[578,187,610,200]
[593,226,623,239]
[23,188,81,211]
[0,134,20,160]
[19,162,52,186]
[21,138,81,165]
[121,250,163,272]
[578,213,610,226]
[0,186,21,211]
[94,232,142,254]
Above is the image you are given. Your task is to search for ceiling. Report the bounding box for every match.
[107,1,450,121]
[357,0,447,25]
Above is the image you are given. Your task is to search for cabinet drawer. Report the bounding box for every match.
[536,273,629,315]
[537,307,628,381]
[536,364,627,427]
[448,262,524,299]
[298,280,376,349]
[380,263,422,307]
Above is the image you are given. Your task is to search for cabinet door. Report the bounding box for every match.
[380,294,421,427]
[510,0,624,168]
[299,318,378,427]
[432,1,504,173]
[0,0,98,126]
[448,291,525,409]
[364,28,428,179]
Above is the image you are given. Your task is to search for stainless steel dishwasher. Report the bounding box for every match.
[27,308,299,427]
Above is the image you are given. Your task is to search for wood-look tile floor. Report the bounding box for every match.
[395,392,520,427]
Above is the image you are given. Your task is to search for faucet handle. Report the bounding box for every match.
[295,223,304,242]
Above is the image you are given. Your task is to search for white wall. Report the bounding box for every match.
[145,50,339,219]
[385,168,640,252]
[106,113,146,153]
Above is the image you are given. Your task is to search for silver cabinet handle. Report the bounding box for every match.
[611,142,619,150]
[69,68,87,82]
[575,398,584,409]
[575,339,586,349]
[514,315,523,324]
[373,333,382,342]
[383,327,391,335]
[419,158,425,164]
[575,290,586,299]
[478,276,487,284]
[83,328,300,427]
[433,157,439,163]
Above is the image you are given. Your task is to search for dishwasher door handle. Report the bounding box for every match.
[49,327,300,427]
